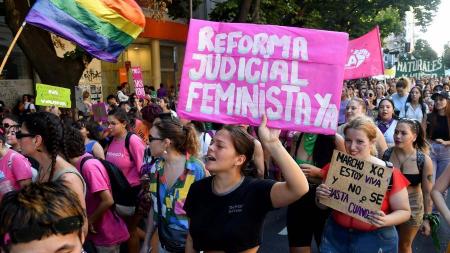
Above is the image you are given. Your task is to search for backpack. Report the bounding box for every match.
[106,132,136,161]
[80,156,133,207]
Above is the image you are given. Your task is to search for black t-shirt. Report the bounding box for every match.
[184,176,276,252]
[427,114,450,140]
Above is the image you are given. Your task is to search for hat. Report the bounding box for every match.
[431,90,450,100]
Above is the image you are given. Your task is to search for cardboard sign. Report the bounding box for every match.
[320,150,393,223]
[92,102,108,122]
[131,67,145,99]
[177,19,349,135]
[35,83,71,108]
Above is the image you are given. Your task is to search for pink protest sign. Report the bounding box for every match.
[131,66,146,98]
[344,26,384,80]
[177,19,349,134]
[92,102,108,122]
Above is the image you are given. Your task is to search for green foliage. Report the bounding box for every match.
[167,0,202,19]
[412,39,438,61]
[209,0,440,39]
[443,42,450,69]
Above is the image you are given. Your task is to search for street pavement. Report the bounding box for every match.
[260,195,450,253]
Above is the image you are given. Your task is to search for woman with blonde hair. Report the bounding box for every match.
[337,97,387,157]
[317,116,411,253]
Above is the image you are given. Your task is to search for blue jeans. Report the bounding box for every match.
[430,142,450,182]
[320,218,398,253]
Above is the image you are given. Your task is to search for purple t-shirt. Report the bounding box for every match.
[0,149,32,190]
[77,153,129,246]
[105,134,145,186]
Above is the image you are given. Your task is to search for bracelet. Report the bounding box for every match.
[423,213,434,220]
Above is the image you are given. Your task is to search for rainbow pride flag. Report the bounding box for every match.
[25,0,145,62]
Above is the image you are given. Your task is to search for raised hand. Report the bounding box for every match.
[258,114,281,146]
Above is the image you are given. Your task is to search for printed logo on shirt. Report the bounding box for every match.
[228,204,243,214]
[107,152,124,158]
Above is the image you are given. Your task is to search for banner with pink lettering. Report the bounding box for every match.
[344,26,384,80]
[131,66,146,99]
[177,19,349,134]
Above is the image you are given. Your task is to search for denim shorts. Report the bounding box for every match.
[320,218,398,253]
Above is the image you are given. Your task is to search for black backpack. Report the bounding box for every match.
[104,132,136,161]
[80,156,133,207]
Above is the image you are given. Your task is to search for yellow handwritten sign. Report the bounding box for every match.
[320,150,393,223]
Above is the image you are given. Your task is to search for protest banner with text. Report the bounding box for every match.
[320,150,393,223]
[177,19,349,134]
[35,83,71,108]
[131,67,146,99]
[395,57,445,78]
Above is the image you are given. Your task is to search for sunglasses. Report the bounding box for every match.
[148,136,164,142]
[8,216,83,244]
[15,131,36,139]
[368,93,374,97]
[2,123,20,129]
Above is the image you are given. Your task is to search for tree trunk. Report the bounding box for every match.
[4,0,91,109]
[234,0,253,23]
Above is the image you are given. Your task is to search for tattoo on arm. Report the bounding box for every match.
[427,174,433,183]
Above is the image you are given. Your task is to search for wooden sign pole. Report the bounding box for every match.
[0,21,26,76]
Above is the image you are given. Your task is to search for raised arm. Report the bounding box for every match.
[258,115,309,208]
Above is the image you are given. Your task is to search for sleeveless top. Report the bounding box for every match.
[85,140,97,155]
[382,147,425,186]
[52,167,87,196]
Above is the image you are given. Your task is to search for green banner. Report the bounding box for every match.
[395,57,445,78]
[35,83,71,108]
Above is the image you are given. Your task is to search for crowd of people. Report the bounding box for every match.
[0,76,448,253]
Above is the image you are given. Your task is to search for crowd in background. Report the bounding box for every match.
[0,76,448,253]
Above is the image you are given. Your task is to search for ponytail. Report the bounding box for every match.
[183,124,200,157]
[154,118,200,156]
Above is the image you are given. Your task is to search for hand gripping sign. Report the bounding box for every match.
[320,150,393,223]
[177,19,349,135]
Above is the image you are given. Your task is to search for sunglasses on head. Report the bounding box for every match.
[2,123,20,129]
[8,216,83,244]
[15,131,37,139]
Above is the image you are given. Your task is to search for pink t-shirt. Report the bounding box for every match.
[0,149,32,190]
[105,134,145,186]
[77,153,129,246]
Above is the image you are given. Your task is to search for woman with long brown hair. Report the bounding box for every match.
[184,115,309,253]
[383,118,433,253]
[426,89,450,183]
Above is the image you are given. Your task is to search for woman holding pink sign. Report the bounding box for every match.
[316,116,411,253]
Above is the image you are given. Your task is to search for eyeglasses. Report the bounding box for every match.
[8,215,83,244]
[15,131,36,139]
[148,136,164,142]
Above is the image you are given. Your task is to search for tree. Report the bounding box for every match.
[443,42,450,69]
[412,39,438,61]
[3,0,187,108]
[209,0,440,39]
[4,0,90,108]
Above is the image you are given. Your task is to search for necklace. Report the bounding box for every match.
[393,149,415,172]
[212,176,244,196]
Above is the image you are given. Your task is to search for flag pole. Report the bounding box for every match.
[0,21,26,76]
